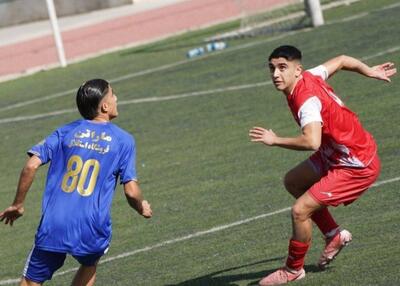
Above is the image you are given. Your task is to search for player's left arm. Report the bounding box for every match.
[249,122,322,151]
[321,55,396,82]
[0,155,42,226]
[123,180,152,218]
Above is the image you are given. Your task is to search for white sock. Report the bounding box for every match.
[325,227,340,238]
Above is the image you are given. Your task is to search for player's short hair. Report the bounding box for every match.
[268,45,302,61]
[76,79,110,120]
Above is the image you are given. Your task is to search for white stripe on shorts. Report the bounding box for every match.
[23,245,35,277]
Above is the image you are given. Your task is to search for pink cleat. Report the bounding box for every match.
[318,229,352,270]
[259,267,305,286]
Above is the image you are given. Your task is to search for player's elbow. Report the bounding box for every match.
[309,142,320,151]
[302,123,322,151]
[23,160,40,173]
[336,54,347,66]
[123,180,142,200]
[306,137,321,151]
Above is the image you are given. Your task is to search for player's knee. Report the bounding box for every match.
[291,203,308,222]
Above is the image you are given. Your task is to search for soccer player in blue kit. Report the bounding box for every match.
[0,79,152,285]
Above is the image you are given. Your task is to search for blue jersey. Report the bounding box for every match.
[28,119,137,255]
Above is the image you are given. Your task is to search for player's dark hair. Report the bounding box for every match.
[76,79,110,120]
[268,45,302,61]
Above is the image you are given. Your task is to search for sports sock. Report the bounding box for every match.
[311,207,339,236]
[285,239,310,270]
[325,227,340,238]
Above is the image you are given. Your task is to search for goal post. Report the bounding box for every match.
[45,0,67,67]
[305,0,324,27]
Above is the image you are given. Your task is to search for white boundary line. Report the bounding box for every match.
[0,82,272,124]
[0,176,398,285]
[0,32,290,113]
[1,2,399,114]
[1,43,399,125]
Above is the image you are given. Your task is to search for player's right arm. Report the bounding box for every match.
[123,180,152,218]
[321,55,396,82]
[0,155,42,226]
[249,121,322,151]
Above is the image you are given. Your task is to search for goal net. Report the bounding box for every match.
[207,0,360,41]
[238,0,306,37]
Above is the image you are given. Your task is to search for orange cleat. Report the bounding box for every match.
[259,267,305,286]
[318,229,352,270]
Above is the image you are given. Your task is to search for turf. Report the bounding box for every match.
[0,0,399,285]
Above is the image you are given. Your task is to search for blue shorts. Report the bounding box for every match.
[23,246,107,283]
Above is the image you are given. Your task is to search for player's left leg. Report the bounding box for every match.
[259,192,322,286]
[71,264,97,286]
[312,154,381,269]
[72,251,105,286]
[20,277,42,286]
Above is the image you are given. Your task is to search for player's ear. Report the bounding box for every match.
[100,101,109,113]
[294,62,303,77]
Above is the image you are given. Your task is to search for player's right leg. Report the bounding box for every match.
[72,251,104,286]
[285,154,340,237]
[283,159,321,199]
[22,246,66,285]
[259,191,323,285]
[284,157,339,237]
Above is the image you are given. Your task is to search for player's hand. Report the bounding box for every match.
[369,62,396,82]
[249,126,277,146]
[140,200,152,218]
[0,204,24,226]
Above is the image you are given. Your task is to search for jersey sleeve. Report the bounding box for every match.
[298,96,323,128]
[28,130,60,164]
[307,65,329,81]
[118,136,137,184]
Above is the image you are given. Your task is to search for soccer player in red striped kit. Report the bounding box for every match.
[249,45,396,285]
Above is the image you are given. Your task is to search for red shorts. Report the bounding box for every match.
[307,152,381,207]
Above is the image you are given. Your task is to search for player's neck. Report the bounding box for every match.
[92,114,111,123]
[284,75,302,96]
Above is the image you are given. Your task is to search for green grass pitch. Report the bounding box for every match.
[0,0,399,285]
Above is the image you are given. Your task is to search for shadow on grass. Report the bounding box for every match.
[165,256,285,286]
[304,264,326,274]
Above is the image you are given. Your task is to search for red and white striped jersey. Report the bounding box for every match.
[286,65,377,168]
